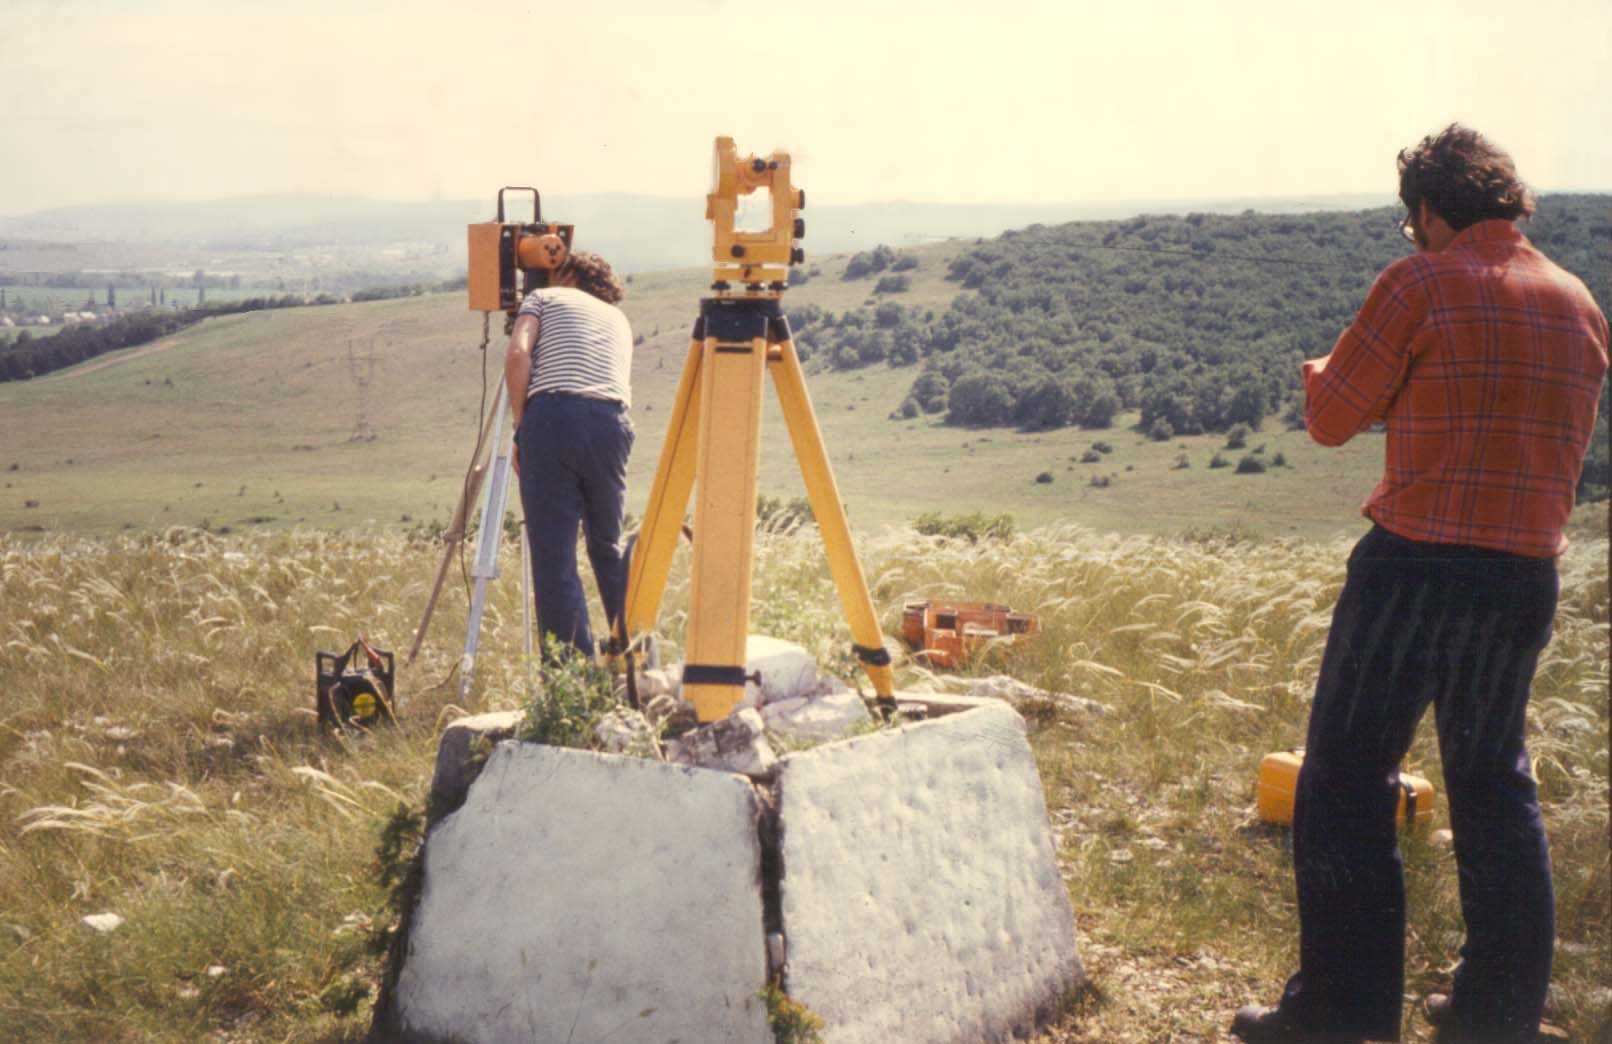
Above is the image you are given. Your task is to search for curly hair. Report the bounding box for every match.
[1397,124,1535,231]
[558,250,625,305]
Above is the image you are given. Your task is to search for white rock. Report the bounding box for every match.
[666,708,778,779]
[592,708,659,757]
[762,687,872,744]
[81,913,124,934]
[636,666,681,700]
[744,634,822,705]
[967,674,1108,715]
[777,702,1082,1043]
[387,742,770,1043]
[206,964,227,979]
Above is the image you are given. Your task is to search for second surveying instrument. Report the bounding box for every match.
[407,187,574,698]
[615,137,897,722]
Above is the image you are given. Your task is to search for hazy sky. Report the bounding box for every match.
[6,0,1610,215]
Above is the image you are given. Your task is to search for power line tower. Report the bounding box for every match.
[347,337,378,442]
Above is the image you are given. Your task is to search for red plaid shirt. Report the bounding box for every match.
[1304,219,1608,557]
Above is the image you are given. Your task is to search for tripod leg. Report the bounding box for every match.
[408,381,507,665]
[683,330,768,722]
[770,338,895,702]
[622,337,703,643]
[458,403,515,703]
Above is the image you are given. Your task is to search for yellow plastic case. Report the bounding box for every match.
[1257,749,1435,829]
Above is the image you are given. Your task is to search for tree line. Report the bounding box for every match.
[0,295,337,382]
[787,195,1609,499]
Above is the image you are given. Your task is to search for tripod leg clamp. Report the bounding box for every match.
[852,643,892,667]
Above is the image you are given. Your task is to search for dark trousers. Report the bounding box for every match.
[1280,526,1558,1042]
[514,393,634,659]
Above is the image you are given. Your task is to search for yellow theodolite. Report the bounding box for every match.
[617,136,895,723]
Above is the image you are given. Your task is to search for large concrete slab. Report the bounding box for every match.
[391,742,771,1043]
[777,702,1081,1043]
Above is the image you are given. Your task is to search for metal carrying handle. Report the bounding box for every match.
[496,186,542,224]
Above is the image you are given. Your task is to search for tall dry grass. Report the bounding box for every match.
[0,521,1605,1041]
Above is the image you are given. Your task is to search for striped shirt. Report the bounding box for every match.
[1303,220,1608,557]
[517,286,633,407]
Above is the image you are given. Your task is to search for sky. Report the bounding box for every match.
[4,0,1610,216]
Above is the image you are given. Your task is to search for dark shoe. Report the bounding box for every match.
[1424,992,1571,1043]
[1231,1005,1369,1043]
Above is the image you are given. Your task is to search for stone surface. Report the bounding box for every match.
[743,634,824,705]
[80,912,124,934]
[665,707,779,779]
[777,702,1082,1043]
[592,707,659,757]
[762,687,873,743]
[425,710,523,825]
[965,675,1109,716]
[390,742,770,1044]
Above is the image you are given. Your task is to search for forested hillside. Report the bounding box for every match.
[790,193,1610,496]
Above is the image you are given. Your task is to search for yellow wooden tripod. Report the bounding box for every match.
[617,138,895,723]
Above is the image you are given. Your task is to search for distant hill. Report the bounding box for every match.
[0,191,1393,285]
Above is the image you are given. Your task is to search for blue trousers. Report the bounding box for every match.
[514,393,634,659]
[1279,526,1558,1042]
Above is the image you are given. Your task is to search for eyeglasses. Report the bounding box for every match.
[1396,209,1417,243]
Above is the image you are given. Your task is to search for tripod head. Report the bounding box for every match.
[706,137,805,297]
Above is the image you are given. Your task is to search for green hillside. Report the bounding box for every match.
[3,199,1606,539]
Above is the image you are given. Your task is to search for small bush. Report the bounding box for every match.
[517,642,619,749]
[1173,453,1191,470]
[1226,423,1251,449]
[762,981,825,1044]
[1090,474,1112,488]
[1092,441,1114,454]
[1080,449,1102,463]
[1272,451,1288,467]
[1236,454,1267,474]
[873,274,911,294]
[1209,452,1230,469]
[1148,418,1175,442]
[1035,471,1054,484]
[912,510,1016,543]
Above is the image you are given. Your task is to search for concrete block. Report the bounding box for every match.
[777,702,1081,1043]
[390,742,771,1043]
[426,710,523,825]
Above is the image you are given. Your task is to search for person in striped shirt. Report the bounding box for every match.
[504,250,635,660]
[1234,127,1606,1044]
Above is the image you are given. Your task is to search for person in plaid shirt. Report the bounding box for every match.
[1233,126,1607,1044]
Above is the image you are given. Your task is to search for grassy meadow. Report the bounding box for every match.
[0,509,1606,1042]
[3,243,1391,541]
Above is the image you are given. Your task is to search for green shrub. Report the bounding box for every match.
[1035,471,1054,484]
[1148,418,1175,442]
[1080,449,1102,463]
[1236,454,1267,474]
[1272,451,1288,467]
[912,510,1016,543]
[1093,441,1114,454]
[1209,452,1229,469]
[517,642,619,749]
[761,981,825,1044]
[1226,423,1251,449]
